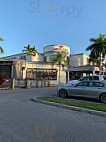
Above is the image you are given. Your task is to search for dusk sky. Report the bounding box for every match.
[0,0,106,57]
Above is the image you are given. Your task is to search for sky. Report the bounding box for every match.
[0,0,106,57]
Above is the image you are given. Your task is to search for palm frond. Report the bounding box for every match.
[86,43,97,51]
[0,37,3,41]
[51,52,67,66]
[0,46,4,54]
[22,45,37,57]
[90,38,97,42]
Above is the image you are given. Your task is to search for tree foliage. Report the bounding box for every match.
[51,52,68,66]
[86,33,106,59]
[51,52,68,84]
[86,33,106,73]
[0,37,4,54]
[22,45,37,56]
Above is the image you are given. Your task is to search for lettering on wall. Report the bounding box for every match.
[54,45,69,52]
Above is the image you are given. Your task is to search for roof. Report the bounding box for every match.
[0,58,25,61]
[70,53,89,56]
[3,52,43,58]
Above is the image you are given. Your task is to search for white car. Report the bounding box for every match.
[68,75,104,86]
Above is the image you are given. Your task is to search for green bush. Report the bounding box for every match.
[29,78,39,80]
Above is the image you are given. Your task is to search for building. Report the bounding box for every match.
[43,45,70,64]
[68,53,106,80]
[0,45,105,84]
[1,45,70,84]
[70,53,89,67]
[0,58,25,79]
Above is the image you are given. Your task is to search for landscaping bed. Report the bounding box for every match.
[37,97,106,112]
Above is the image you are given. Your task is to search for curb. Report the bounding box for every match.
[32,97,106,117]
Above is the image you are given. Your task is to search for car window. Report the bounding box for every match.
[89,82,98,87]
[89,77,94,80]
[89,82,104,87]
[81,77,89,81]
[93,76,99,80]
[77,82,88,86]
[98,83,104,87]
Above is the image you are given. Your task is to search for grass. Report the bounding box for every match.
[37,97,106,112]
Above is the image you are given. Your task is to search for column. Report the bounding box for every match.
[11,65,14,79]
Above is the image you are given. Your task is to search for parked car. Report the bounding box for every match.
[57,81,106,103]
[68,75,104,86]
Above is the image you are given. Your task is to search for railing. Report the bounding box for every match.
[11,79,55,90]
[0,79,58,90]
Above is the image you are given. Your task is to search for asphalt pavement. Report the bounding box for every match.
[0,87,106,142]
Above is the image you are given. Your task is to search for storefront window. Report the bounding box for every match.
[27,69,57,80]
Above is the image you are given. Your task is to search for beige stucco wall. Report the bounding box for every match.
[31,53,44,62]
[13,61,25,79]
[83,54,89,65]
[70,54,83,67]
[70,53,89,67]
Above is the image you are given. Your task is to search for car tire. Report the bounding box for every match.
[100,94,106,104]
[59,89,68,98]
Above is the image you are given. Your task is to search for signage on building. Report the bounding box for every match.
[54,46,68,52]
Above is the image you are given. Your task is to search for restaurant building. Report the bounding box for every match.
[1,45,70,84]
[0,45,105,84]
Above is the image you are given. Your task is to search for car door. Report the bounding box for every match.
[69,81,88,96]
[85,82,104,98]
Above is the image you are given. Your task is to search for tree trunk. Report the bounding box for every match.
[99,54,102,75]
[59,63,61,84]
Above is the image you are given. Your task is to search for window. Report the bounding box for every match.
[89,82,104,87]
[93,76,99,80]
[44,56,49,62]
[89,82,98,87]
[98,83,104,87]
[49,55,54,62]
[89,77,94,80]
[81,77,89,81]
[20,56,26,60]
[27,69,57,80]
[67,57,70,65]
[44,57,47,62]
[77,82,88,87]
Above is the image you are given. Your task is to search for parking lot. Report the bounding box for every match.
[0,87,106,142]
[0,86,103,104]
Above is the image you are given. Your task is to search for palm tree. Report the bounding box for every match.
[22,45,37,77]
[22,45,37,56]
[51,52,68,84]
[89,54,100,66]
[0,37,4,54]
[86,33,106,74]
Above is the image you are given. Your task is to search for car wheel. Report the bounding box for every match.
[100,94,106,104]
[59,89,68,98]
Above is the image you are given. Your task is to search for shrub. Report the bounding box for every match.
[0,76,6,86]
